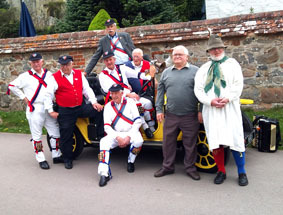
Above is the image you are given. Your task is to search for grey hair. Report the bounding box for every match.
[132,48,143,56]
[173,45,189,56]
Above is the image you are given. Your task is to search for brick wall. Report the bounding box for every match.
[1,10,283,110]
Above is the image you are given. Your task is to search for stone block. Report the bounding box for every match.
[256,47,279,64]
[261,87,283,103]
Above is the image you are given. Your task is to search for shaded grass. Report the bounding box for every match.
[0,111,46,134]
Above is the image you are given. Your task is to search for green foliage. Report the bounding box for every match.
[0,7,20,38]
[54,0,97,33]
[0,0,8,9]
[45,0,65,19]
[169,0,204,21]
[88,9,111,31]
[121,0,181,27]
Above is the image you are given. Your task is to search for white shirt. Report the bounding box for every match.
[108,34,129,65]
[104,96,142,138]
[44,69,97,113]
[9,68,50,105]
[99,64,151,97]
[131,61,143,72]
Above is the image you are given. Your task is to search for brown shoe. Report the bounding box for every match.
[187,171,200,180]
[154,168,174,177]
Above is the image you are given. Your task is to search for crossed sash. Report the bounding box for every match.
[26,69,48,112]
[104,98,134,130]
[102,65,129,104]
[110,37,127,55]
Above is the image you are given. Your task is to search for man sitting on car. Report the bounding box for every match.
[98,84,143,187]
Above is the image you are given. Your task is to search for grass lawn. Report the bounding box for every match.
[0,109,282,149]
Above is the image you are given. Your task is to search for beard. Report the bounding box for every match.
[210,52,225,61]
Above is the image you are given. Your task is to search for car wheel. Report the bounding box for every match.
[46,126,84,159]
[195,124,230,173]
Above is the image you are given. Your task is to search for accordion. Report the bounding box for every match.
[253,116,281,152]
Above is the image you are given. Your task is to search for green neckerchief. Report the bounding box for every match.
[204,56,228,97]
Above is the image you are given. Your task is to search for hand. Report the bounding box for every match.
[116,136,130,148]
[211,98,225,108]
[198,112,203,123]
[149,64,156,78]
[49,111,59,119]
[127,92,140,101]
[23,97,29,105]
[92,103,103,112]
[157,113,164,123]
[219,98,229,105]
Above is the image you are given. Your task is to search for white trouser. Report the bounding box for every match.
[136,97,155,130]
[98,131,143,176]
[26,103,61,162]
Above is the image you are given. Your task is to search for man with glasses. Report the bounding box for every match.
[85,19,135,75]
[44,55,104,169]
[154,45,202,180]
[7,53,63,169]
[194,34,248,186]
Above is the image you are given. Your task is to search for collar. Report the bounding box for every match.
[108,32,118,39]
[113,96,125,106]
[105,66,116,74]
[172,62,190,70]
[132,61,143,69]
[60,69,74,77]
[31,68,44,76]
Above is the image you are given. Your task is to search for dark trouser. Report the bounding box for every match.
[57,103,104,162]
[162,112,199,173]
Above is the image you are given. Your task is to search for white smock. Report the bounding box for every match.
[194,58,245,152]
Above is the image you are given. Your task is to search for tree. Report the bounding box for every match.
[0,0,20,38]
[55,0,97,33]
[88,9,111,31]
[169,0,204,21]
[121,0,181,27]
[0,0,8,9]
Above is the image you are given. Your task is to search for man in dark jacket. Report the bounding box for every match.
[85,19,135,75]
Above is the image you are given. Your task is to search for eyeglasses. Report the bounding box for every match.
[173,53,186,57]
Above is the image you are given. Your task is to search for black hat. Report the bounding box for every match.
[109,84,123,92]
[105,19,115,26]
[58,55,73,65]
[29,53,42,61]
[102,51,115,60]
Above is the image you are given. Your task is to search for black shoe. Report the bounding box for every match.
[99,175,110,187]
[53,156,64,164]
[64,160,73,169]
[187,171,201,180]
[238,173,248,186]
[127,162,135,173]
[154,168,174,177]
[39,161,50,170]
[144,128,154,138]
[214,171,226,184]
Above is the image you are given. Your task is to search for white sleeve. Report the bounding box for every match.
[123,65,151,80]
[194,64,212,106]
[82,73,97,104]
[44,76,58,113]
[103,104,119,138]
[8,74,27,100]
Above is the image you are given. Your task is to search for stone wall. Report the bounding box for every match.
[0,10,282,111]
